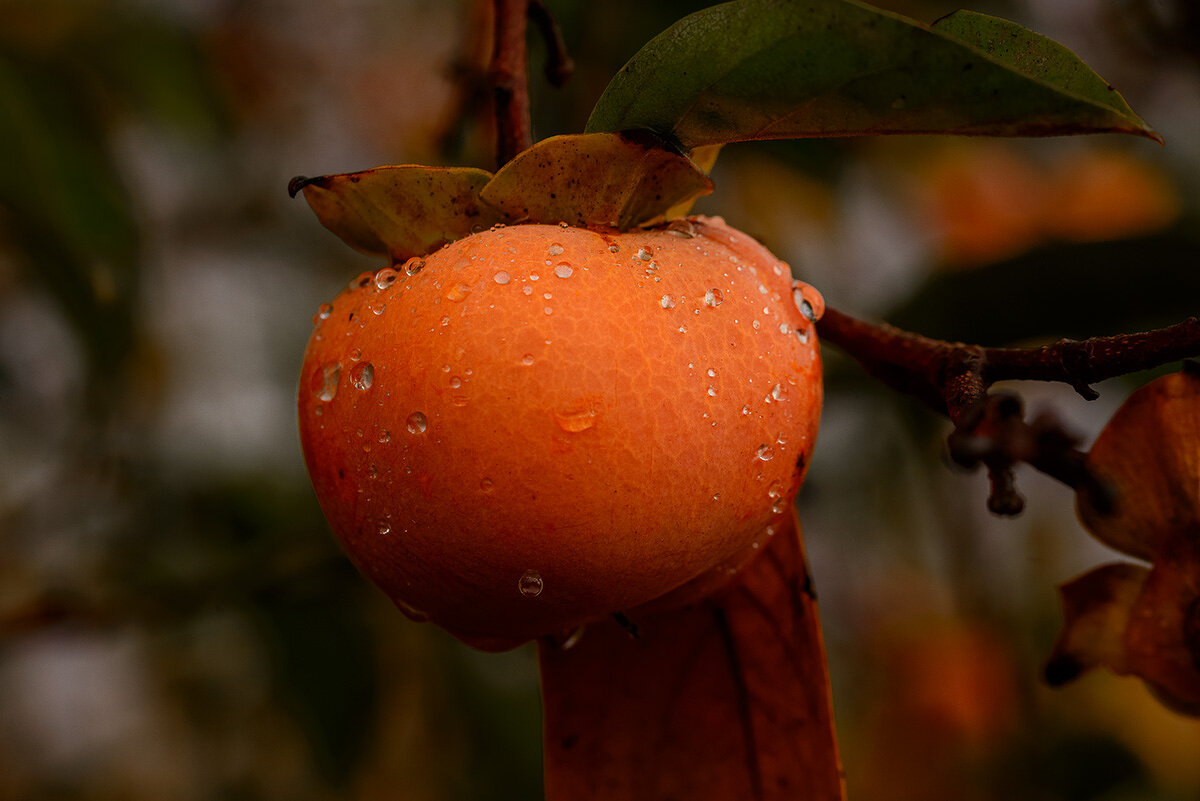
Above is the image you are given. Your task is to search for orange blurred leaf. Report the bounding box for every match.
[289,165,500,264]
[1046,562,1149,685]
[1077,367,1200,561]
[478,132,713,230]
[538,509,844,800]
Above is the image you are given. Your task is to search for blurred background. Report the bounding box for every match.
[1,0,1198,798]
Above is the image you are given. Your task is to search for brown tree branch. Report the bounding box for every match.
[491,0,534,166]
[818,307,1200,515]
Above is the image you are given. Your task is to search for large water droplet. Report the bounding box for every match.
[397,600,430,623]
[608,244,620,254]
[378,522,391,535]
[350,362,374,390]
[311,362,341,402]
[554,263,573,278]
[314,302,333,323]
[406,412,428,434]
[374,267,399,290]
[548,244,564,256]
[449,376,462,389]
[520,354,535,366]
[704,288,724,307]
[404,258,426,276]
[518,570,544,598]
[660,295,675,309]
[757,443,775,461]
[636,247,652,261]
[555,406,597,433]
[493,271,511,285]
[480,478,494,492]
[447,284,471,302]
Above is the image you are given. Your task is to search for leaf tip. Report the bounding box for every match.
[288,175,316,198]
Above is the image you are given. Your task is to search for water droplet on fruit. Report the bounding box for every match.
[521,354,535,366]
[548,244,564,256]
[757,443,775,461]
[637,248,652,261]
[353,272,372,290]
[406,412,428,434]
[493,271,510,285]
[779,323,791,334]
[555,406,596,433]
[772,499,787,515]
[374,268,399,290]
[404,258,425,276]
[705,288,724,307]
[554,263,573,278]
[480,478,494,492]
[314,303,333,323]
[378,522,391,535]
[741,405,750,416]
[660,295,675,309]
[608,244,620,254]
[767,481,783,499]
[396,600,430,623]
[667,219,695,238]
[311,362,341,402]
[557,625,585,650]
[447,283,471,302]
[378,430,391,444]
[713,493,720,501]
[770,384,784,402]
[707,368,717,378]
[348,348,362,361]
[350,362,374,391]
[522,285,533,296]
[797,329,810,344]
[707,386,717,397]
[792,281,825,321]
[518,570,544,598]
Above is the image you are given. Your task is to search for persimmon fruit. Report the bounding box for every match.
[298,215,824,650]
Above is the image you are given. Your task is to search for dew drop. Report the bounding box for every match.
[518,570,544,598]
[520,354,535,366]
[523,285,533,296]
[767,481,783,500]
[311,362,341,402]
[350,362,374,391]
[660,295,675,309]
[554,263,573,278]
[772,499,788,515]
[797,329,810,344]
[771,383,784,402]
[493,271,511,285]
[780,323,791,334]
[352,271,373,290]
[608,244,620,253]
[378,430,391,444]
[757,443,775,461]
[449,376,462,389]
[707,386,717,397]
[667,219,696,238]
[741,405,750,415]
[406,412,428,434]
[480,478,494,492]
[704,288,724,307]
[404,258,426,276]
[378,522,391,536]
[544,306,553,315]
[548,244,564,256]
[397,600,430,623]
[707,368,717,378]
[555,407,597,433]
[374,267,399,290]
[636,247,652,261]
[447,283,471,302]
[314,302,333,323]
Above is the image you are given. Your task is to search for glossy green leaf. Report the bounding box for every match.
[478,132,713,230]
[586,0,1160,148]
[290,166,501,264]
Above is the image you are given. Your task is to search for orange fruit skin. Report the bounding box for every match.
[298,216,823,649]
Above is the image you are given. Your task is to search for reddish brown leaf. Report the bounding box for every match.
[538,509,844,801]
[1045,562,1148,685]
[1077,368,1200,561]
[478,132,714,230]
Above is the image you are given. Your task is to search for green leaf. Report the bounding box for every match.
[586,0,1161,148]
[290,166,501,264]
[477,132,713,230]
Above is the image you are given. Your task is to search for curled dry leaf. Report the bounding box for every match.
[289,166,501,265]
[478,132,713,229]
[1049,368,1200,714]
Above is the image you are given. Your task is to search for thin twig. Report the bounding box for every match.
[529,0,575,87]
[819,308,1200,514]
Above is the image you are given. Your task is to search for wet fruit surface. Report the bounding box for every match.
[298,215,823,648]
